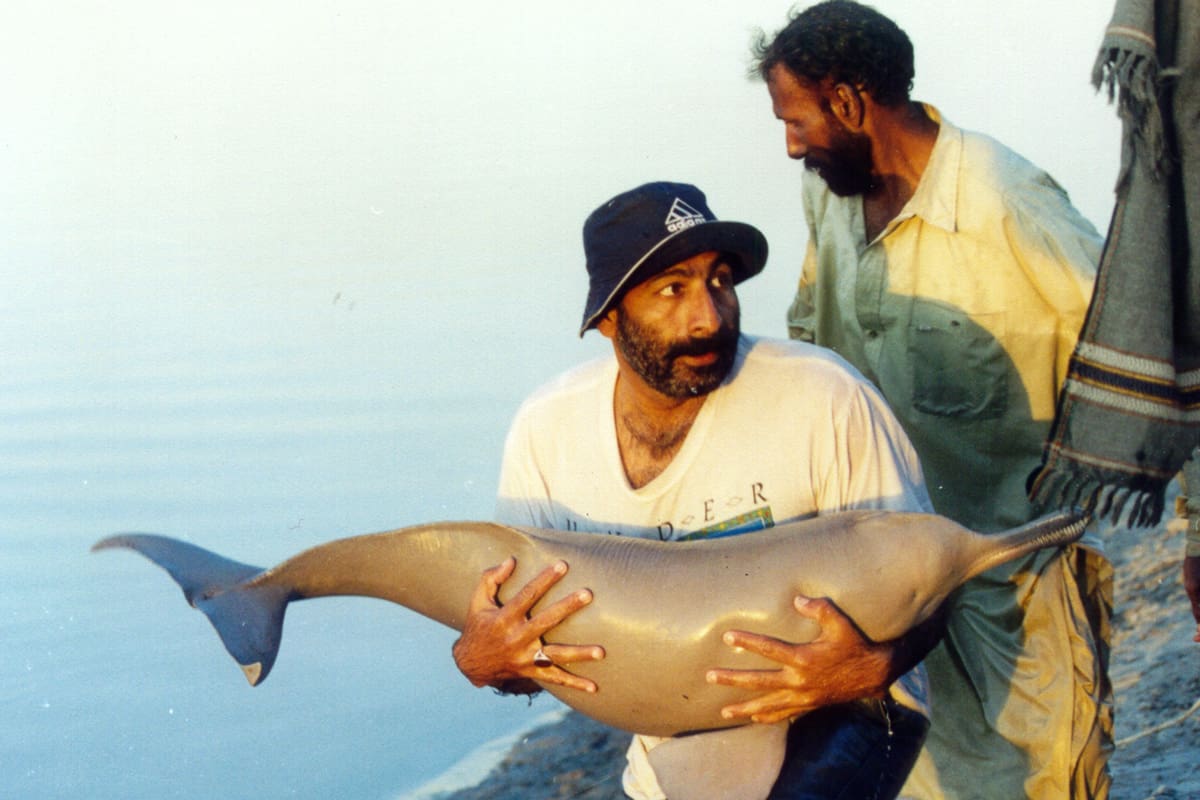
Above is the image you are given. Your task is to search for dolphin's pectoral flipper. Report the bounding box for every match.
[92,534,287,686]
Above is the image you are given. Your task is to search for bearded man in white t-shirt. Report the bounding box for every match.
[450,181,945,800]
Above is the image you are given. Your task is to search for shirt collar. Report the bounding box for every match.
[897,104,961,234]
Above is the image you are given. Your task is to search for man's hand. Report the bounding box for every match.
[1183,555,1200,643]
[452,557,606,693]
[705,595,895,725]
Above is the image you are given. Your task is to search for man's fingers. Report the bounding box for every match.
[455,557,605,690]
[706,666,785,689]
[527,644,604,694]
[540,642,606,665]
[720,630,803,664]
[529,587,594,633]
[537,667,599,694]
[506,560,570,614]
[466,556,516,612]
[791,594,836,624]
[714,689,813,722]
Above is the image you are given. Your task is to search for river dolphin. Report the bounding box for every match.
[93,509,1086,740]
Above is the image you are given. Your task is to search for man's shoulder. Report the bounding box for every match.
[730,337,903,440]
[950,128,1101,250]
[954,126,1074,208]
[515,356,613,416]
[738,336,874,392]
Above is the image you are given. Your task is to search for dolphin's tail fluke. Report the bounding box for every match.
[965,510,1091,580]
[92,533,288,686]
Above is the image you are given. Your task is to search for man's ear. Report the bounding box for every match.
[829,82,865,129]
[596,308,618,339]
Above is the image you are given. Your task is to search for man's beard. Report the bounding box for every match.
[805,124,875,197]
[615,310,740,399]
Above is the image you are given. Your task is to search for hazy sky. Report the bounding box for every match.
[2,1,1120,341]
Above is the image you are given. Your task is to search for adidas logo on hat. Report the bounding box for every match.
[665,197,709,233]
[579,181,767,334]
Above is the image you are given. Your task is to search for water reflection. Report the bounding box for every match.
[1,271,598,798]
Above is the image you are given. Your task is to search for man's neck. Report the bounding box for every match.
[861,102,939,241]
[612,373,707,490]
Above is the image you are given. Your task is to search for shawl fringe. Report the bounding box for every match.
[1093,44,1170,182]
[1033,468,1167,528]
[1033,0,1197,530]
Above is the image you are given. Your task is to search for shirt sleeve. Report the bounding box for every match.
[493,405,555,527]
[786,176,822,343]
[821,378,934,515]
[1002,180,1100,390]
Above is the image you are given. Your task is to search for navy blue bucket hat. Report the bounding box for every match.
[579,182,768,335]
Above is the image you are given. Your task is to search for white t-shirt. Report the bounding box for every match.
[494,334,934,799]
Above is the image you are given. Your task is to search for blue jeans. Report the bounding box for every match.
[766,698,929,800]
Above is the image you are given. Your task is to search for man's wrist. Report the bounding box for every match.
[452,636,505,688]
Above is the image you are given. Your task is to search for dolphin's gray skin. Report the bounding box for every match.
[93,509,1086,738]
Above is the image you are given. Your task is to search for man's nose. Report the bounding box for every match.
[687,289,722,335]
[786,129,807,160]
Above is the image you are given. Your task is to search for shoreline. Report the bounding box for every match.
[414,708,628,800]
[400,708,572,800]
